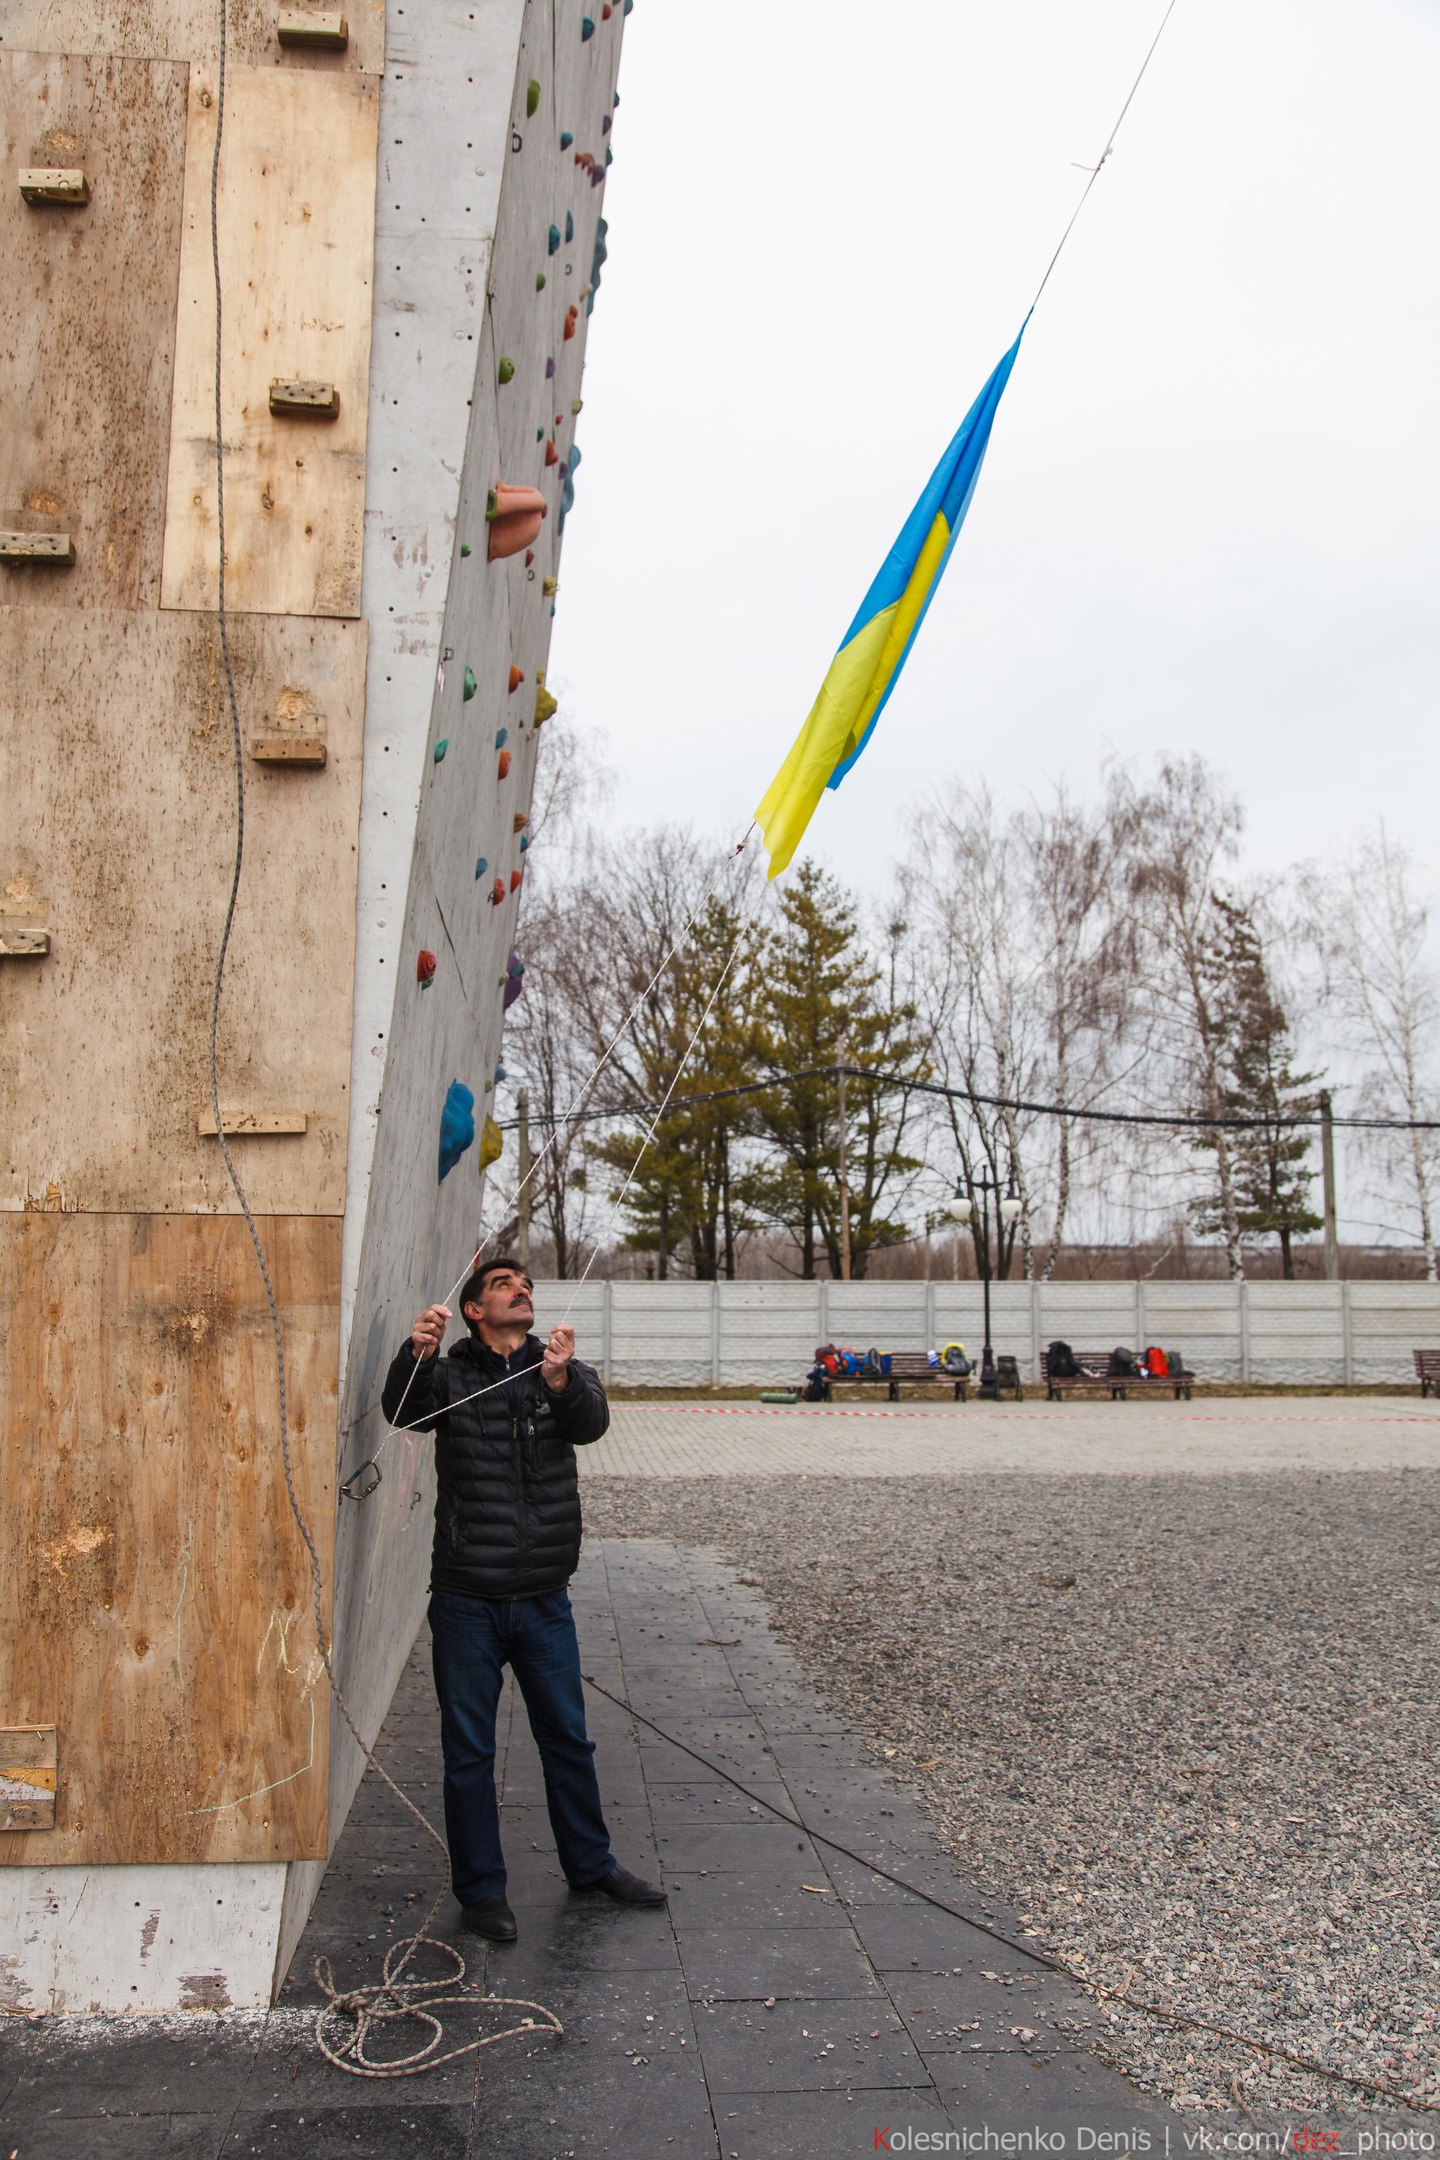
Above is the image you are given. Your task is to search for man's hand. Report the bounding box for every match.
[541,1323,575,1392]
[411,1304,452,1361]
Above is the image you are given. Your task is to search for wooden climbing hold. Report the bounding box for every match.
[269,378,340,418]
[526,77,541,116]
[510,870,524,893]
[277,8,349,49]
[548,223,561,255]
[544,438,559,468]
[497,356,515,384]
[0,531,76,567]
[497,749,512,779]
[433,737,449,763]
[462,666,478,700]
[487,483,547,561]
[508,666,525,693]
[491,877,506,906]
[417,949,437,986]
[563,306,578,341]
[513,812,529,833]
[19,167,90,205]
[495,727,509,748]
[560,130,574,150]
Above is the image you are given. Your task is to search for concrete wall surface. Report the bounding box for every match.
[526,1278,1440,1389]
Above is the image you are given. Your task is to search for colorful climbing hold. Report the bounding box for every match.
[508,666,525,693]
[491,877,506,906]
[542,575,558,596]
[602,113,612,134]
[503,951,526,1010]
[544,437,559,467]
[498,749,512,779]
[560,129,574,150]
[510,870,524,893]
[588,217,607,315]
[559,443,580,530]
[535,271,546,291]
[534,676,559,726]
[438,1080,476,1182]
[479,1114,503,1171]
[417,948,437,986]
[460,540,472,557]
[487,483,547,561]
[462,666,477,701]
[602,4,612,20]
[526,77,541,116]
[519,832,531,853]
[547,222,561,255]
[581,15,594,38]
[495,726,509,748]
[545,355,556,379]
[433,737,449,763]
[494,1062,508,1084]
[564,209,574,243]
[571,397,584,415]
[475,856,489,878]
[563,306,578,340]
[513,812,529,833]
[497,356,515,384]
[485,488,498,519]
[524,548,535,567]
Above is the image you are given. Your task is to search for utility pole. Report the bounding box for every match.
[836,1059,852,1281]
[1319,1087,1339,1281]
[517,1086,532,1271]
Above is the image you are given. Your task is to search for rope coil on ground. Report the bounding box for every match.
[314,1938,562,2077]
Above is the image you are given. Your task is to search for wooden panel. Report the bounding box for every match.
[0,1725,57,1829]
[0,607,365,1214]
[0,0,385,73]
[0,54,188,612]
[161,65,378,619]
[0,1211,336,1865]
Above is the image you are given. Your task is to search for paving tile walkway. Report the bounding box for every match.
[0,1538,1166,2160]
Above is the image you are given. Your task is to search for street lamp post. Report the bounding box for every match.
[945,1164,1022,1399]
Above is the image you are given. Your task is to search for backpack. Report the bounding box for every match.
[940,1340,972,1375]
[1167,1349,1185,1378]
[1107,1345,1138,1378]
[1144,1345,1168,1378]
[814,1343,841,1375]
[1047,1340,1078,1378]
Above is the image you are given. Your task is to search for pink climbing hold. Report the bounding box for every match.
[487,482,548,562]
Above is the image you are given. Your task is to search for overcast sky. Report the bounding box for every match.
[547,0,1440,902]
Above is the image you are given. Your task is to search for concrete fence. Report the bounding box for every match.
[531,1278,1440,1390]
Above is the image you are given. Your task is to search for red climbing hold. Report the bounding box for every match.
[602,3,612,18]
[524,547,535,567]
[487,482,548,562]
[417,949,437,985]
[510,869,524,892]
[492,877,506,906]
[497,749,512,779]
[513,812,529,833]
[508,665,525,692]
[544,437,559,468]
[563,307,578,341]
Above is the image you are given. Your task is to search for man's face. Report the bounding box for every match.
[467,1265,534,1334]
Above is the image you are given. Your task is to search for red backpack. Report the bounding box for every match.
[1144,1345,1168,1377]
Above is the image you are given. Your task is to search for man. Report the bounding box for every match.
[382,1256,665,1941]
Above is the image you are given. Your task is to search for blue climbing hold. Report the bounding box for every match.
[587,217,607,315]
[494,1063,508,1084]
[438,1080,476,1183]
[433,737,449,763]
[559,442,581,531]
[463,666,477,701]
[495,726,508,749]
[560,129,574,149]
[581,16,594,39]
[547,222,561,255]
[604,145,613,166]
[564,209,574,243]
[475,856,489,878]
[519,832,530,853]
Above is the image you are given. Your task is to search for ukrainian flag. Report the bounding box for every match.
[756,319,1028,876]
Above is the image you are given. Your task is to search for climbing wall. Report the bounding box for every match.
[0,0,627,2011]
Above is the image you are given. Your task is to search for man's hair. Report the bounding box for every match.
[458,1255,533,1335]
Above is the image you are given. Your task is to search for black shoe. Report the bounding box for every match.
[572,1864,667,1907]
[461,1895,517,1941]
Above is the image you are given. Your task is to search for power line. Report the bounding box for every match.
[497,1062,1440,1138]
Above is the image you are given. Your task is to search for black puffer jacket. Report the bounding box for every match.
[380,1332,609,1599]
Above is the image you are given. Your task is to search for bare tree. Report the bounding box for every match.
[1302,825,1440,1279]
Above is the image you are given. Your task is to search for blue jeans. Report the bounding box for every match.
[428,1586,614,1906]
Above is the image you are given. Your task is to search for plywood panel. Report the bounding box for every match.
[1,0,385,74]
[0,607,365,1213]
[0,1211,336,1866]
[0,54,188,612]
[161,64,378,618]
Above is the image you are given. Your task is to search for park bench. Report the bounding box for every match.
[812,1351,1026,1403]
[1413,1349,1440,1397]
[1041,1349,1194,1402]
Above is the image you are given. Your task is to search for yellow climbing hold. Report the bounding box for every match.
[479,1115,504,1170]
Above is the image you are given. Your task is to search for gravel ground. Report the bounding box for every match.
[583,1469,1440,2121]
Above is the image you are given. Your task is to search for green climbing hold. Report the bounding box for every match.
[497,356,515,384]
[433,737,449,763]
[462,666,477,701]
[535,271,546,291]
[485,487,498,519]
[526,77,541,116]
[560,129,574,149]
[460,540,472,557]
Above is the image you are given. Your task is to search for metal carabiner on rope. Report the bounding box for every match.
[340,1458,382,1502]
